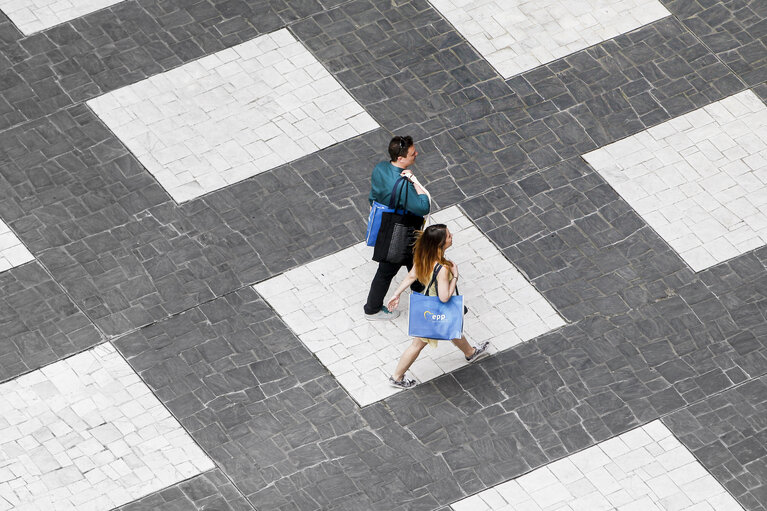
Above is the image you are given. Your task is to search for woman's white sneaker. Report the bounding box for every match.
[466,341,490,363]
[365,306,400,321]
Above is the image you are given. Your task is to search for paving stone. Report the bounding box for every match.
[255,206,564,405]
[88,29,379,202]
[430,0,670,79]
[0,104,383,334]
[0,1,765,510]
[0,218,33,272]
[0,0,124,35]
[451,420,743,510]
[114,270,766,510]
[0,260,103,382]
[664,375,767,511]
[505,17,745,147]
[114,469,254,511]
[0,0,327,132]
[0,342,214,510]
[583,90,767,272]
[663,0,767,86]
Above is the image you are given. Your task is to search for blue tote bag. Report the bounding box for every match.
[366,177,407,247]
[408,264,464,340]
[408,293,464,340]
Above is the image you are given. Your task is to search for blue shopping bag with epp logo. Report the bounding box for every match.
[408,292,464,340]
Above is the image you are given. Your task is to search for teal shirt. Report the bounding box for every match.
[368,161,430,217]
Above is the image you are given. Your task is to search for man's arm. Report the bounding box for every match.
[369,165,382,206]
[400,171,430,216]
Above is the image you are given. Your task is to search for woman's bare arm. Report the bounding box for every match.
[386,267,418,310]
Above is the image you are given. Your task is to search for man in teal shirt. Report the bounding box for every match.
[365,136,430,320]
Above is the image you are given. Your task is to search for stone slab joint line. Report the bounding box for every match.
[657,416,749,511]
[104,337,259,510]
[105,469,258,511]
[447,372,767,510]
[0,219,110,386]
[661,3,751,93]
[450,417,748,510]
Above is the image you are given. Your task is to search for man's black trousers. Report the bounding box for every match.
[364,259,425,315]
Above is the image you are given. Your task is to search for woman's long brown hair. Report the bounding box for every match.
[413,224,452,285]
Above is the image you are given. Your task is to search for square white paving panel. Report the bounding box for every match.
[429,0,669,78]
[452,420,744,511]
[255,206,565,406]
[0,0,123,36]
[87,29,379,203]
[0,343,214,511]
[583,90,767,272]
[0,219,34,274]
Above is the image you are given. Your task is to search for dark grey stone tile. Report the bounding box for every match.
[506,17,744,151]
[664,375,767,511]
[113,469,254,511]
[0,105,384,334]
[663,0,767,86]
[114,276,767,510]
[0,0,766,510]
[0,0,336,132]
[0,259,103,381]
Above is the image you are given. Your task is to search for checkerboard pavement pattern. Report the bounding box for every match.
[255,206,564,405]
[0,0,123,35]
[583,90,767,272]
[88,29,378,202]
[0,0,766,510]
[0,219,33,274]
[451,420,743,511]
[0,343,213,510]
[429,0,670,79]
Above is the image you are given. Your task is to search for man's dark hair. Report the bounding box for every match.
[388,135,413,161]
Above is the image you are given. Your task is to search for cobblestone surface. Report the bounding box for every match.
[452,420,743,510]
[0,0,765,509]
[0,0,334,132]
[0,0,123,35]
[430,0,670,79]
[663,0,767,86]
[0,217,33,272]
[583,90,767,272]
[664,376,767,511]
[0,261,103,382]
[256,206,564,405]
[88,29,378,202]
[0,104,381,335]
[113,469,254,511]
[0,343,214,510]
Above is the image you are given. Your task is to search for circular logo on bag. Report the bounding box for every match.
[423,311,447,321]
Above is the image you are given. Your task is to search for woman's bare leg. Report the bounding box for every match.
[451,335,475,357]
[392,338,427,381]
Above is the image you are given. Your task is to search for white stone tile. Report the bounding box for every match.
[0,0,123,35]
[429,0,670,79]
[88,29,379,203]
[0,219,34,274]
[583,91,767,272]
[0,343,214,510]
[451,421,743,511]
[255,206,564,406]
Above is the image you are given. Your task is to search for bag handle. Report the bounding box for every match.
[392,176,410,215]
[426,263,460,296]
[388,177,407,209]
[425,264,441,295]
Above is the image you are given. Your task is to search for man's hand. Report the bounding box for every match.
[401,170,427,196]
